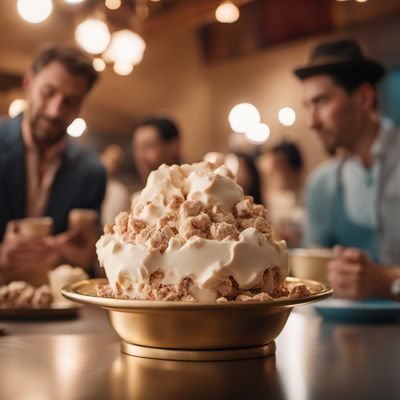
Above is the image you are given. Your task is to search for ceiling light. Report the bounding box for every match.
[64,0,86,4]
[75,17,111,54]
[103,29,146,66]
[215,1,240,24]
[278,107,296,126]
[17,0,53,24]
[228,103,260,133]
[67,118,86,137]
[8,99,27,118]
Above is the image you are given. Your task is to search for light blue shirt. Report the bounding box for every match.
[304,123,400,265]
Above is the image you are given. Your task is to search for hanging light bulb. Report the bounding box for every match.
[17,0,53,24]
[103,29,146,66]
[215,1,240,24]
[75,17,111,54]
[113,61,134,76]
[105,0,121,10]
[92,57,106,72]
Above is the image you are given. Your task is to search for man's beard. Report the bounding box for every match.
[316,129,338,156]
[326,144,337,156]
[30,114,67,147]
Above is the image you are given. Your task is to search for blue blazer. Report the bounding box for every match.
[0,115,106,241]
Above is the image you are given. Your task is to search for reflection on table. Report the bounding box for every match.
[0,305,399,400]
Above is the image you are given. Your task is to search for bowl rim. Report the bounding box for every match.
[61,277,333,310]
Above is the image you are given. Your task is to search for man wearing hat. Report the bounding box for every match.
[294,38,400,300]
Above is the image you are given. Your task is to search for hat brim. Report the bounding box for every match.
[294,60,385,83]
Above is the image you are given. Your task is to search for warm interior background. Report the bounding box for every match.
[1,0,400,184]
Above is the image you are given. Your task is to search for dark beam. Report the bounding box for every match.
[0,71,22,91]
[142,0,254,38]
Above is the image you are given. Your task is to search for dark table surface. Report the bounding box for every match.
[1,304,399,400]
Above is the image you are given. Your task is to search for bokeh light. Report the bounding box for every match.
[228,103,260,133]
[278,107,296,127]
[245,123,270,144]
[8,99,27,118]
[215,1,240,23]
[67,118,86,137]
[17,0,53,24]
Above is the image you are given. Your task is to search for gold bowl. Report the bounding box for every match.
[62,277,332,361]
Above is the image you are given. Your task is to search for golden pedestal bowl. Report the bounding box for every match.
[62,277,332,361]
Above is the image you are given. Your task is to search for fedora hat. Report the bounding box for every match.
[294,39,385,82]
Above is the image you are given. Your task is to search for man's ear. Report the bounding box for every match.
[354,82,375,110]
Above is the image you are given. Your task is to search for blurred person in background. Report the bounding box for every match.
[258,142,304,247]
[131,116,181,185]
[234,152,263,205]
[0,45,106,285]
[101,144,130,225]
[294,38,400,300]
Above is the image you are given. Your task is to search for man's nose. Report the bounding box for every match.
[45,96,64,119]
[307,108,321,131]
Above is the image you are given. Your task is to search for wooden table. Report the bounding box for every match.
[1,305,399,400]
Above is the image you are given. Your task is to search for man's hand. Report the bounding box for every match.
[327,246,398,299]
[52,228,98,270]
[0,220,61,285]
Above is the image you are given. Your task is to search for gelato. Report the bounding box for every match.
[96,162,292,302]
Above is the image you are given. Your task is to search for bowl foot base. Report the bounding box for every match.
[121,341,276,361]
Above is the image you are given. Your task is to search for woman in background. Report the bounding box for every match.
[259,142,304,246]
[233,152,263,205]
